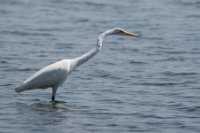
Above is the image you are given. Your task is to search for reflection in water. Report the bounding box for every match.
[15,100,69,132]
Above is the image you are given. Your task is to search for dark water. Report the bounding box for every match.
[0,0,200,132]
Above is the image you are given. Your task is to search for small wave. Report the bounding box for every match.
[84,112,138,117]
[0,0,25,6]
[3,68,35,72]
[178,1,200,8]
[84,1,106,7]
[36,54,48,57]
[144,37,164,41]
[186,106,200,112]
[162,50,200,55]
[2,30,53,37]
[176,105,200,113]
[0,83,12,87]
[129,60,147,64]
[107,124,119,127]
[162,71,198,76]
[55,43,75,49]
[162,57,185,62]
[186,14,200,18]
[131,82,178,86]
[139,114,174,119]
[0,60,8,64]
[16,68,31,71]
[0,9,11,15]
[102,62,115,66]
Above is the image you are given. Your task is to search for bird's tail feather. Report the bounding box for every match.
[15,86,25,93]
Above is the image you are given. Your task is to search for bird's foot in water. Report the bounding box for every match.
[50,100,66,103]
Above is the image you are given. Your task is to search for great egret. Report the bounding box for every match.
[15,28,139,101]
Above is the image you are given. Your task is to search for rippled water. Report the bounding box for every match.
[0,0,200,132]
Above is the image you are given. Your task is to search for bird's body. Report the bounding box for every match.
[15,28,139,101]
[15,59,70,92]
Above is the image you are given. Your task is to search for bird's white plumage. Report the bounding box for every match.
[15,28,139,101]
[16,59,71,92]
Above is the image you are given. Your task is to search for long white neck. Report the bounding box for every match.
[97,29,115,50]
[69,29,114,71]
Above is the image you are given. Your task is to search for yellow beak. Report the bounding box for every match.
[123,31,140,37]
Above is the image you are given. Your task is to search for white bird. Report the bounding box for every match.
[15,28,139,101]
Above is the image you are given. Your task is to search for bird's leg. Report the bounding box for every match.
[52,95,55,101]
[52,86,58,101]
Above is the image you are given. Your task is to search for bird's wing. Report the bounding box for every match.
[22,62,67,90]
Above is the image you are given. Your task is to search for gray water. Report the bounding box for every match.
[0,0,200,132]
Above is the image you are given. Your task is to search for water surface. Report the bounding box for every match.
[0,0,200,132]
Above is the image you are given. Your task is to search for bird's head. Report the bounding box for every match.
[109,28,140,37]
